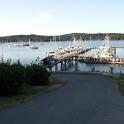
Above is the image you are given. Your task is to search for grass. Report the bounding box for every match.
[117,74,124,95]
[0,76,65,111]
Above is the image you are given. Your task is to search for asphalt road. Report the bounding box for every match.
[0,74,124,124]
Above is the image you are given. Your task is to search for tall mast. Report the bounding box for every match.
[72,34,77,47]
[103,35,110,48]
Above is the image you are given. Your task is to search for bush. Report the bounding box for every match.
[10,63,25,93]
[0,61,50,96]
[0,62,25,96]
[26,64,50,86]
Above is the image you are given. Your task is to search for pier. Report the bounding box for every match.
[39,46,124,72]
[39,35,124,72]
[112,46,124,49]
[42,48,91,72]
[78,56,124,64]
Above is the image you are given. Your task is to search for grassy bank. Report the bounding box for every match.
[0,76,65,111]
[117,74,124,95]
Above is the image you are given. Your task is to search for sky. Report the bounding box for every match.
[0,0,124,36]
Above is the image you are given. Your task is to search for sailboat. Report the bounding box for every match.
[95,35,116,58]
[18,38,31,47]
[48,35,64,58]
[48,34,84,60]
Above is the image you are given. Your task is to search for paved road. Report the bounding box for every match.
[0,74,124,124]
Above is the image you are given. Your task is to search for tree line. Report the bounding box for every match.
[0,33,124,42]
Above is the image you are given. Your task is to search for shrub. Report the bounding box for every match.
[26,64,49,86]
[0,62,25,96]
[0,61,50,96]
[10,63,25,93]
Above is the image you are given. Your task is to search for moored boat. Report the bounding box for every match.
[48,34,84,59]
[30,46,38,49]
[95,35,116,58]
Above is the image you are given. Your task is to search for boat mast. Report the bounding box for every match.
[103,35,110,48]
[59,36,61,41]
[72,34,77,47]
[80,35,87,48]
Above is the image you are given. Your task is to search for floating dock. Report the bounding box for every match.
[78,56,124,65]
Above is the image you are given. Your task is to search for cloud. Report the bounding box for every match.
[33,12,50,22]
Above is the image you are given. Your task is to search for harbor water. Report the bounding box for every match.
[0,40,124,73]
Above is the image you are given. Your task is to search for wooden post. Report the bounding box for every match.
[49,67,52,72]
[64,60,67,70]
[61,62,63,71]
[55,64,58,72]
[74,56,78,71]
[48,65,52,72]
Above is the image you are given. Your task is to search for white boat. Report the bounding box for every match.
[48,48,63,58]
[18,39,31,47]
[30,46,38,49]
[48,34,84,59]
[95,35,116,58]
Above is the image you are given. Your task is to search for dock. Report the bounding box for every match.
[37,34,124,72]
[41,48,91,71]
[78,56,124,65]
[38,47,124,72]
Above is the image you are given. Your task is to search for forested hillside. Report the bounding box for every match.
[0,33,124,42]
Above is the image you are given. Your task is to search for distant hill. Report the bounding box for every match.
[0,33,124,42]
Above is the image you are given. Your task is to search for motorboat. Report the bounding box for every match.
[30,46,38,49]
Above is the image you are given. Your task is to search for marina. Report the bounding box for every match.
[1,1,124,123]
[0,38,124,73]
[39,35,124,72]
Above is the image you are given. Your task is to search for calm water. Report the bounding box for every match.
[0,40,124,73]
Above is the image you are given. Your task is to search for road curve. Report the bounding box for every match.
[0,74,124,124]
